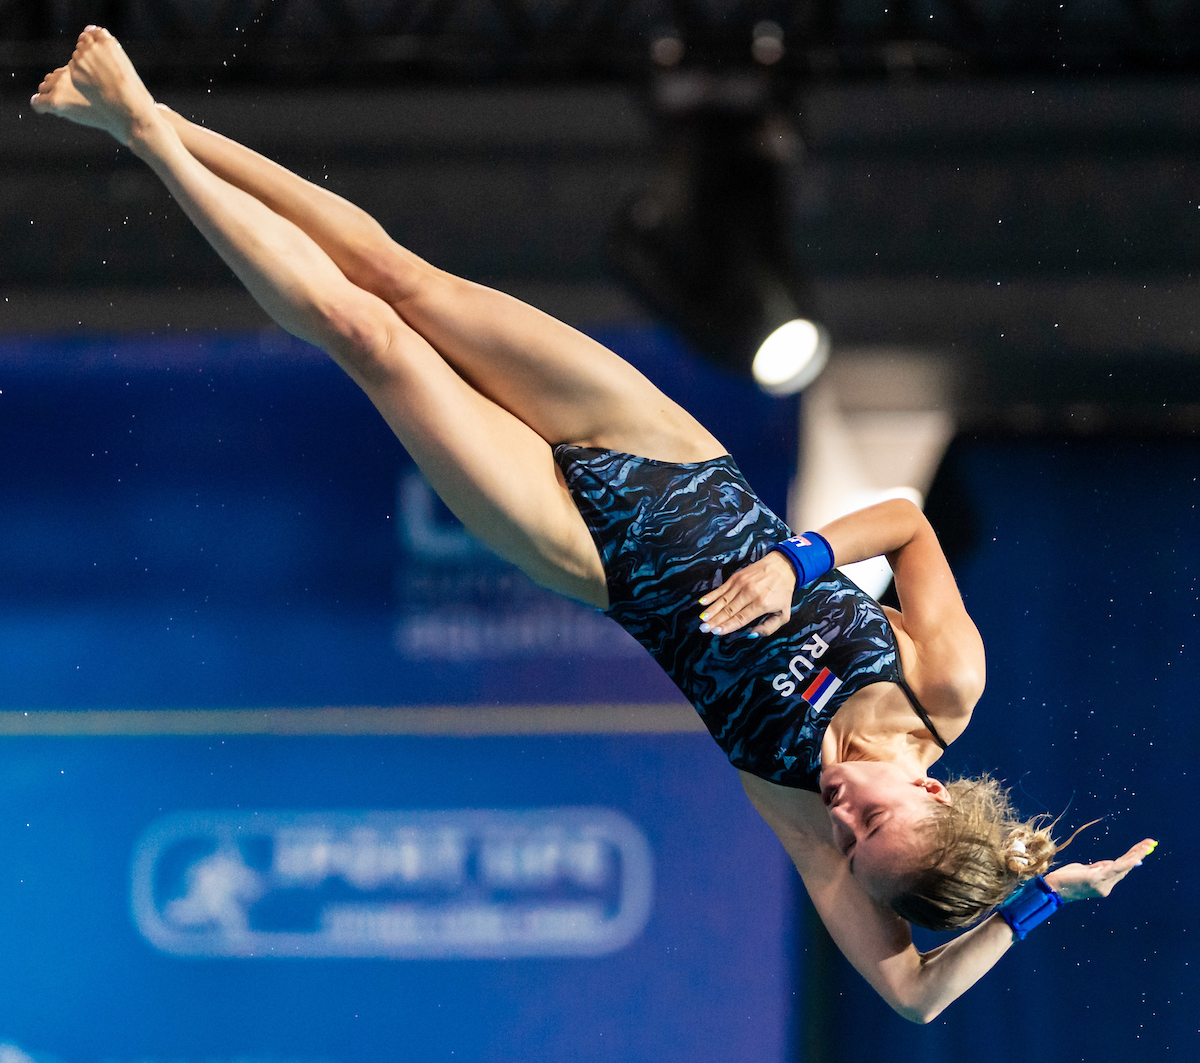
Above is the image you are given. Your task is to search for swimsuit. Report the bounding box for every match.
[553,445,947,793]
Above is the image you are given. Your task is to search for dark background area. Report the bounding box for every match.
[8,74,1200,430]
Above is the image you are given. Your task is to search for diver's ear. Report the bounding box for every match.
[917,777,952,806]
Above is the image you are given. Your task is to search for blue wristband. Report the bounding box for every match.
[772,532,835,588]
[997,875,1063,940]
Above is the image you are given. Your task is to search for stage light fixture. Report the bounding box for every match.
[752,318,830,395]
[610,100,828,394]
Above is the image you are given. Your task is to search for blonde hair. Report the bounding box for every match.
[889,774,1059,931]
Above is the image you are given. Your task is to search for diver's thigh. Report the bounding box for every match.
[361,315,609,606]
[392,271,726,462]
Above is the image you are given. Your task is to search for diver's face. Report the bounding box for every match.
[819,761,950,901]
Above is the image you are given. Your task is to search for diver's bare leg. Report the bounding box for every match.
[149,100,723,461]
[31,29,607,605]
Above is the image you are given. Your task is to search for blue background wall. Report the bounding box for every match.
[0,326,1195,1061]
[0,733,790,1063]
[0,326,795,709]
[0,327,798,1063]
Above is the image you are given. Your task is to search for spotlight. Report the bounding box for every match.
[752,319,830,395]
[610,100,828,394]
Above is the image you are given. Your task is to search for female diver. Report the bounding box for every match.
[32,28,1156,1023]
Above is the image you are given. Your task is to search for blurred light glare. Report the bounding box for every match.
[652,36,685,67]
[751,21,785,65]
[751,318,829,395]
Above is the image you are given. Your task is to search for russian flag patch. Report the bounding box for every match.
[802,668,843,712]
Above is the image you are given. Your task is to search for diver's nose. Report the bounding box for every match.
[828,803,855,829]
[828,809,855,854]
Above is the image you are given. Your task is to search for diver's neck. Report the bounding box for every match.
[822,684,942,772]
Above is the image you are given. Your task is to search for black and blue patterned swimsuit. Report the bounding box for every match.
[554,445,946,793]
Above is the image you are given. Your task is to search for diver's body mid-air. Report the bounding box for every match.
[31,27,1155,1022]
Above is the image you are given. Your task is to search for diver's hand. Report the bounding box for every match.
[697,550,796,638]
[1044,838,1158,901]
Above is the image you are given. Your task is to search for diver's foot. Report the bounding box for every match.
[33,27,158,147]
[29,64,108,131]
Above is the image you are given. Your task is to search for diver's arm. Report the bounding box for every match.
[792,829,1158,1023]
[877,837,1158,1020]
[791,834,1012,1023]
[695,498,925,637]
[818,498,977,657]
[882,916,1017,1023]
[737,771,1017,1023]
[815,495,927,567]
[830,497,985,722]
[696,498,980,675]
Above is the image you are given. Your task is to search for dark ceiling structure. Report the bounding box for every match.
[4,0,1200,84]
[4,1,1200,429]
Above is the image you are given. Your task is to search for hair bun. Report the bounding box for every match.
[1005,827,1056,877]
[890,773,1064,932]
[1004,838,1030,872]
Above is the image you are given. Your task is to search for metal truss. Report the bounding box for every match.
[4,0,1200,83]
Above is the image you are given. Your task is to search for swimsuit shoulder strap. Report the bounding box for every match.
[896,677,949,750]
[880,607,950,750]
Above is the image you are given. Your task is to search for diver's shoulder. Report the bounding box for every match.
[883,604,982,743]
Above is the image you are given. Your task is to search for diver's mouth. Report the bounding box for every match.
[821,781,842,808]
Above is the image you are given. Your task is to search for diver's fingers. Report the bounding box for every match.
[1096,838,1158,894]
[747,606,791,638]
[1046,839,1157,901]
[1115,838,1158,869]
[698,554,795,634]
[706,597,770,636]
[698,575,763,632]
[697,581,755,633]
